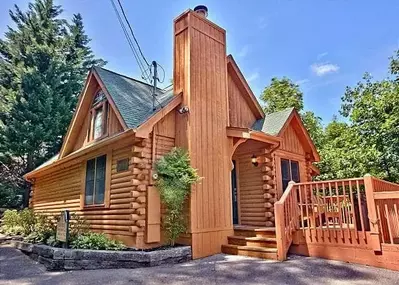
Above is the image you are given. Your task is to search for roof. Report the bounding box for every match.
[251,107,294,136]
[94,66,174,129]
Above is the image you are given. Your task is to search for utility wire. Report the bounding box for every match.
[109,0,151,83]
[116,0,150,67]
[109,0,163,108]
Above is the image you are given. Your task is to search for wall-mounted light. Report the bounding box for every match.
[178,106,189,114]
[251,154,258,167]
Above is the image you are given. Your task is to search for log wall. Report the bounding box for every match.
[31,142,139,246]
[233,140,276,227]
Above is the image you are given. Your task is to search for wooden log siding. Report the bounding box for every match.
[30,143,140,246]
[233,141,276,227]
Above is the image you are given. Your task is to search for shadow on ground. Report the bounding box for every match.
[1,245,398,285]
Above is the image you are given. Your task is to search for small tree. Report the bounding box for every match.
[155,147,199,246]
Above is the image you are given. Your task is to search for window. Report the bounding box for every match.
[88,90,108,142]
[85,155,107,206]
[93,108,103,139]
[281,159,300,191]
[116,158,129,172]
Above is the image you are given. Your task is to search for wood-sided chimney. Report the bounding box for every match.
[173,6,233,258]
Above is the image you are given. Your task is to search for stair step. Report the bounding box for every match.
[221,244,278,260]
[228,236,277,247]
[233,226,276,238]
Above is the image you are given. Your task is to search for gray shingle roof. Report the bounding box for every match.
[94,66,174,129]
[252,107,294,136]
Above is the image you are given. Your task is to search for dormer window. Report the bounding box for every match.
[88,90,108,142]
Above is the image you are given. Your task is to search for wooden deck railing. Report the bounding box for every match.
[370,177,399,245]
[274,182,299,260]
[274,175,399,260]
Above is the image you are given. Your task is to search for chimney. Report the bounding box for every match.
[193,5,208,18]
[173,8,232,258]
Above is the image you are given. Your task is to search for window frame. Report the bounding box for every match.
[87,89,109,143]
[81,152,112,209]
[281,158,300,192]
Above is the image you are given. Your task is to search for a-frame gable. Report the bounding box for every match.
[59,69,127,159]
[277,110,320,161]
[227,55,264,128]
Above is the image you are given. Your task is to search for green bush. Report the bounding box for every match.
[155,147,200,246]
[1,209,23,235]
[71,233,125,250]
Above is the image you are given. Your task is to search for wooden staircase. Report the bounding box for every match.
[221,225,278,260]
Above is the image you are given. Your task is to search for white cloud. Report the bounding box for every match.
[246,71,259,82]
[237,45,250,58]
[311,63,340,76]
[317,52,328,60]
[258,17,267,30]
[295,79,309,85]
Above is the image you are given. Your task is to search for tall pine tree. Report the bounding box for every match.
[0,0,105,207]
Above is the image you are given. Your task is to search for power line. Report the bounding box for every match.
[116,0,150,67]
[109,0,163,109]
[109,0,151,83]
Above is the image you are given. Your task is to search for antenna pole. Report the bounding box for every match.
[152,61,158,111]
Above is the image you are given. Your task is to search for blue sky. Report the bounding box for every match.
[1,0,398,123]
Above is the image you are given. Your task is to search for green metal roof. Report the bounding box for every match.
[252,107,294,136]
[94,66,174,129]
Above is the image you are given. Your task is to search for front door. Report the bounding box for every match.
[231,160,239,224]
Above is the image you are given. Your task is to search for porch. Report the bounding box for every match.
[223,174,399,271]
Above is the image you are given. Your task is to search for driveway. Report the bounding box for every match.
[1,244,399,285]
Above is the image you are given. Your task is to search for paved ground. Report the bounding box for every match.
[1,245,399,285]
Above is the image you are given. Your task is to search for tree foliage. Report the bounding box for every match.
[261,77,304,113]
[0,0,105,207]
[155,148,200,246]
[259,50,399,183]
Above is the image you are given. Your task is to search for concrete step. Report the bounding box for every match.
[221,244,278,260]
[227,236,277,248]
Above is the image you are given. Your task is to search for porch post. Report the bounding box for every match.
[364,174,381,251]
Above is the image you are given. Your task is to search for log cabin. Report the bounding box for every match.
[24,6,399,270]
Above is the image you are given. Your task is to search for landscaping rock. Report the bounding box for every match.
[9,239,191,271]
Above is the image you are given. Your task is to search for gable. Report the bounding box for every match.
[227,55,264,128]
[228,72,257,128]
[280,124,305,155]
[278,111,320,161]
[59,71,127,158]
[72,102,124,152]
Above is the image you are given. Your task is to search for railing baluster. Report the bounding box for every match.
[328,182,336,239]
[322,183,330,239]
[348,180,358,240]
[356,180,366,240]
[385,204,394,244]
[335,181,344,239]
[376,205,385,243]
[309,183,317,239]
[394,204,399,242]
[315,183,323,238]
[305,184,311,238]
[342,181,350,239]
[299,185,305,236]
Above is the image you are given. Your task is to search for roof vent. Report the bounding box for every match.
[194,5,208,18]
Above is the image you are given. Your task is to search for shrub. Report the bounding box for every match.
[155,147,200,246]
[71,233,125,250]
[1,209,23,235]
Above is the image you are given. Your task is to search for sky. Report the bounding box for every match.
[1,0,398,123]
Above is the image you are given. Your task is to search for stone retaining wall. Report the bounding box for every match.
[10,240,191,271]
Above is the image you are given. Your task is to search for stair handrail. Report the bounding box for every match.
[274,181,299,261]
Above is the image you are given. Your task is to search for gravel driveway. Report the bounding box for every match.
[1,244,399,285]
